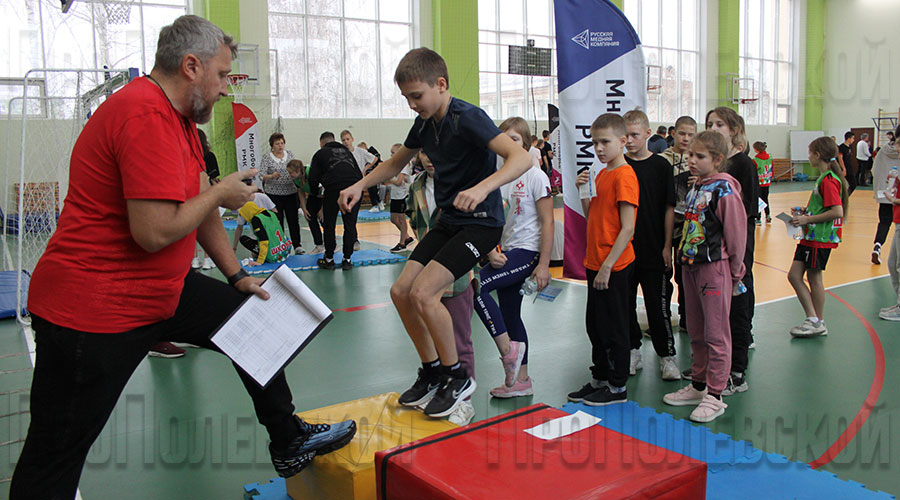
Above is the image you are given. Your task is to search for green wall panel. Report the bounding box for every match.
[432,0,480,105]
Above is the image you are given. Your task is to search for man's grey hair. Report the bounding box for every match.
[862,133,869,139]
[154,15,238,75]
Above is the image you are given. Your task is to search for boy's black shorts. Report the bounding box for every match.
[793,244,831,271]
[390,199,407,214]
[409,218,502,280]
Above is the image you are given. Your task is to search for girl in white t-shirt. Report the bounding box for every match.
[385,143,415,252]
[474,117,554,398]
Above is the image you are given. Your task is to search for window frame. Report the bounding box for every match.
[268,0,416,119]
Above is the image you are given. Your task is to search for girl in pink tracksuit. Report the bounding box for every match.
[663,131,747,424]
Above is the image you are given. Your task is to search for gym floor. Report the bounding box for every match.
[1,181,898,499]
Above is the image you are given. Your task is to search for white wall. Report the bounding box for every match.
[822,0,900,136]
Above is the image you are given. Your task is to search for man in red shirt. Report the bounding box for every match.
[11,16,354,498]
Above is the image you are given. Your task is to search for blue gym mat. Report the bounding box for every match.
[243,477,289,500]
[222,219,238,230]
[243,248,406,275]
[355,209,390,222]
[0,270,28,319]
[561,402,894,500]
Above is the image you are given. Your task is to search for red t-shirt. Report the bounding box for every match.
[584,164,639,272]
[28,77,204,332]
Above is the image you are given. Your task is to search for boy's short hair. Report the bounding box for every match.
[691,130,730,169]
[656,125,667,135]
[623,109,650,129]
[269,132,285,147]
[844,131,854,140]
[320,131,335,142]
[674,115,697,130]
[542,129,550,139]
[668,126,675,133]
[394,47,449,86]
[340,129,353,139]
[498,116,532,151]
[286,159,304,171]
[591,113,627,138]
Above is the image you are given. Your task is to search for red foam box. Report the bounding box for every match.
[375,404,706,500]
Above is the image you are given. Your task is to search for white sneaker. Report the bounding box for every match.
[312,245,326,254]
[663,384,707,407]
[879,303,900,314]
[353,240,361,251]
[872,244,882,265]
[879,306,900,321]
[660,356,681,381]
[202,257,214,270]
[368,205,380,212]
[629,349,643,376]
[448,400,475,426]
[789,319,827,337]
[690,394,727,423]
[191,257,201,269]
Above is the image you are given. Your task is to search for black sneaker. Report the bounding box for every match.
[682,368,692,379]
[341,259,353,270]
[721,373,749,396]
[567,382,601,402]
[317,257,335,270]
[403,237,415,247]
[398,368,443,407]
[423,376,476,417]
[269,416,357,478]
[389,243,406,253]
[582,386,627,406]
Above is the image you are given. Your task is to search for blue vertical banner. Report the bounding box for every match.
[554,0,646,279]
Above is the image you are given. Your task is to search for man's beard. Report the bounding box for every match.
[191,85,214,124]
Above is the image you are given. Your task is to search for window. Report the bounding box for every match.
[478,0,556,122]
[738,0,795,125]
[268,0,414,119]
[624,0,702,123]
[1,0,188,115]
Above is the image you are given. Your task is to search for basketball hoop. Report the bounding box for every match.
[740,98,758,105]
[227,74,249,103]
[647,84,662,94]
[103,0,134,25]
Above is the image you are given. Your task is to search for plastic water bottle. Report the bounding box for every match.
[885,166,899,197]
[733,280,747,296]
[519,278,537,296]
[790,207,805,240]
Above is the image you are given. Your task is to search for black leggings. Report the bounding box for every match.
[874,202,893,246]
[757,186,770,220]
[268,192,303,250]
[306,194,324,246]
[10,272,298,499]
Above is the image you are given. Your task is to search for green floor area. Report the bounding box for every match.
[1,265,898,498]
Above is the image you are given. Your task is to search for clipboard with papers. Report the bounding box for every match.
[210,264,333,388]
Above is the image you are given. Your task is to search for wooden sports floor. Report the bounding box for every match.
[0,181,898,498]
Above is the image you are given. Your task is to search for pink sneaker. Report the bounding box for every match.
[490,377,533,398]
[663,384,706,407]
[500,341,526,387]
[690,394,728,423]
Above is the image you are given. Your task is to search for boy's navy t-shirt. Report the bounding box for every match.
[403,97,504,227]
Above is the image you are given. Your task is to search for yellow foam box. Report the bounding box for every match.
[286,392,457,500]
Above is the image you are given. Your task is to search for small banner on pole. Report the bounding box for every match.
[233,103,260,187]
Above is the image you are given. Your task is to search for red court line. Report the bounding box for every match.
[752,259,886,468]
[753,260,790,273]
[333,302,392,313]
[809,291,886,469]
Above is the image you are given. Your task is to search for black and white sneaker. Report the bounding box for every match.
[398,368,443,407]
[582,386,627,406]
[423,376,476,417]
[721,373,749,396]
[389,243,407,253]
[317,257,335,270]
[341,258,353,270]
[567,382,602,403]
[269,416,357,478]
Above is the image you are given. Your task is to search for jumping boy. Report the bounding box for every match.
[338,48,532,417]
[622,109,679,380]
[568,113,639,406]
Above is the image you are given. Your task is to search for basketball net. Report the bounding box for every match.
[103,0,134,25]
[227,74,249,104]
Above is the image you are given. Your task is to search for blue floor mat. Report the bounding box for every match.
[243,477,289,500]
[0,270,28,319]
[354,209,390,221]
[223,219,238,230]
[561,402,894,499]
[243,249,406,275]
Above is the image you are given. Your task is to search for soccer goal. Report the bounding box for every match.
[2,67,137,327]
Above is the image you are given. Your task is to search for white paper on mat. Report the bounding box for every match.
[524,411,602,441]
[211,265,332,387]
